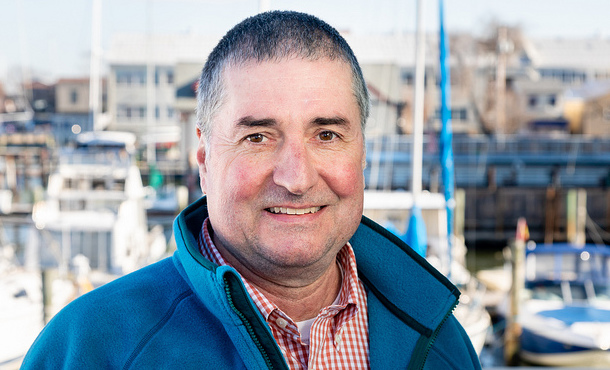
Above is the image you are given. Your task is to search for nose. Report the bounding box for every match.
[273,140,318,195]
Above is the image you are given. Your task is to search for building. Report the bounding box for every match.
[512,79,568,134]
[498,36,610,134]
[521,37,610,84]
[53,78,107,144]
[346,33,480,137]
[580,90,610,137]
[105,33,222,174]
[55,78,91,115]
[563,81,610,137]
[0,82,34,133]
[102,30,610,176]
[24,81,55,115]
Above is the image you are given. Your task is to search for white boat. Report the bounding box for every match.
[518,242,610,367]
[32,131,166,275]
[0,267,43,367]
[0,250,83,367]
[0,131,167,366]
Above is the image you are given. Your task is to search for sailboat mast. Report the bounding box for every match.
[404,0,429,258]
[411,0,426,200]
[89,0,102,131]
[146,0,156,164]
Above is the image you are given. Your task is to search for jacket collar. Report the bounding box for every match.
[350,216,459,337]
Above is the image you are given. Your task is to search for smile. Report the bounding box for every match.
[266,206,322,215]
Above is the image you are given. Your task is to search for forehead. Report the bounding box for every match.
[223,57,353,92]
[216,58,359,127]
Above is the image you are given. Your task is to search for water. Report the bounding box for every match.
[466,245,511,367]
[466,247,507,274]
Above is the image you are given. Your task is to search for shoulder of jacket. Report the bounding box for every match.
[23,258,196,368]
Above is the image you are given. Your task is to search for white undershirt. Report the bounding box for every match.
[295,292,341,346]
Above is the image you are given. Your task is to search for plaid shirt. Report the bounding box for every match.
[198,218,370,369]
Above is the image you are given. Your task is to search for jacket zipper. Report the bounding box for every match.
[223,277,274,369]
[417,299,459,370]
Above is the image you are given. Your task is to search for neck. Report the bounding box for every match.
[247,261,342,321]
[215,240,342,321]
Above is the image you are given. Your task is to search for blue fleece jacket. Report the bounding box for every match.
[22,197,481,369]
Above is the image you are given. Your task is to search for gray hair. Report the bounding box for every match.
[196,11,369,146]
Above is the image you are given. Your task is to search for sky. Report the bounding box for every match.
[2,0,610,86]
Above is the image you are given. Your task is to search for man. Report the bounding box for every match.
[23,11,480,369]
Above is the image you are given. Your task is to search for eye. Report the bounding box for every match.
[318,131,336,141]
[246,133,266,143]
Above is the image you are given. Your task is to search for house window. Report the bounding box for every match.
[433,108,468,121]
[167,71,174,84]
[528,96,538,108]
[548,95,556,106]
[401,70,414,85]
[116,70,131,85]
[603,106,610,121]
[70,89,78,104]
[456,108,467,121]
[117,105,128,118]
[134,70,146,85]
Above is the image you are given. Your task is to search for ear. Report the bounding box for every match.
[196,128,208,194]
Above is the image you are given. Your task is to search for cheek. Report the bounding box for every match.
[324,158,365,197]
[217,156,267,201]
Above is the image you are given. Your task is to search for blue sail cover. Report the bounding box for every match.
[404,206,428,257]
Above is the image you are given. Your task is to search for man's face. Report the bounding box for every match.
[197,58,365,279]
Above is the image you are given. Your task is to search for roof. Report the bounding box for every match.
[564,80,610,100]
[76,131,137,153]
[56,78,90,84]
[105,31,610,76]
[106,33,222,66]
[344,33,439,66]
[524,37,610,70]
[513,78,566,94]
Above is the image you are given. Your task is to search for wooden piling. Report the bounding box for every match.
[544,187,556,244]
[504,218,527,365]
[567,189,587,246]
[41,269,56,324]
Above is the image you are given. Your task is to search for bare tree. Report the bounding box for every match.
[474,22,526,135]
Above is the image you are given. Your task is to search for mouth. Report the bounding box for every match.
[266,206,323,215]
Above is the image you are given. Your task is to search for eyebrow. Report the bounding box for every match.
[234,115,351,129]
[235,116,277,128]
[312,116,350,128]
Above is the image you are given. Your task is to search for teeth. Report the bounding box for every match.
[268,206,321,215]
